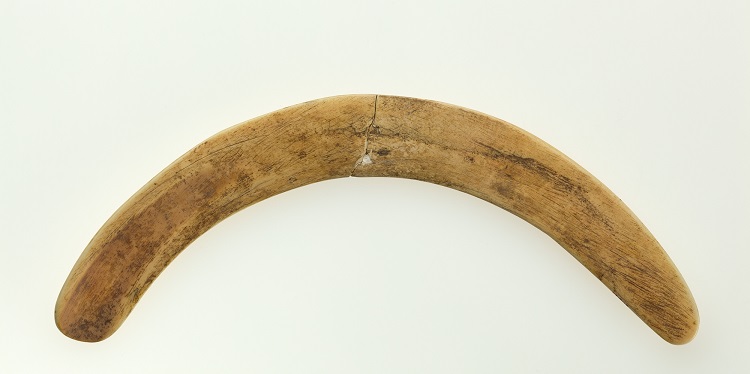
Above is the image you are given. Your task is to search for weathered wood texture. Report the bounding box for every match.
[56,95,698,344]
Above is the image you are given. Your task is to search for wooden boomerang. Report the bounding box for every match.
[55,95,698,344]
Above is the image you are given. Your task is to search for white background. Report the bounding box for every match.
[2,0,748,372]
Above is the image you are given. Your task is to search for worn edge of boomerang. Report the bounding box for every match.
[55,94,698,344]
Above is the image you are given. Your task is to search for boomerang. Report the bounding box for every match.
[55,95,698,344]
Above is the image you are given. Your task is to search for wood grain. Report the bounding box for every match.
[55,95,698,344]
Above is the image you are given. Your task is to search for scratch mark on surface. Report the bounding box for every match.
[351,95,379,174]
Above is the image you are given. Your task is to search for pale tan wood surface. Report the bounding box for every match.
[55,95,698,344]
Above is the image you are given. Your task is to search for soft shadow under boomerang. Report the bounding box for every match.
[55,95,698,344]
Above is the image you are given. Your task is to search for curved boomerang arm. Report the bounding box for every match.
[55,95,698,344]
